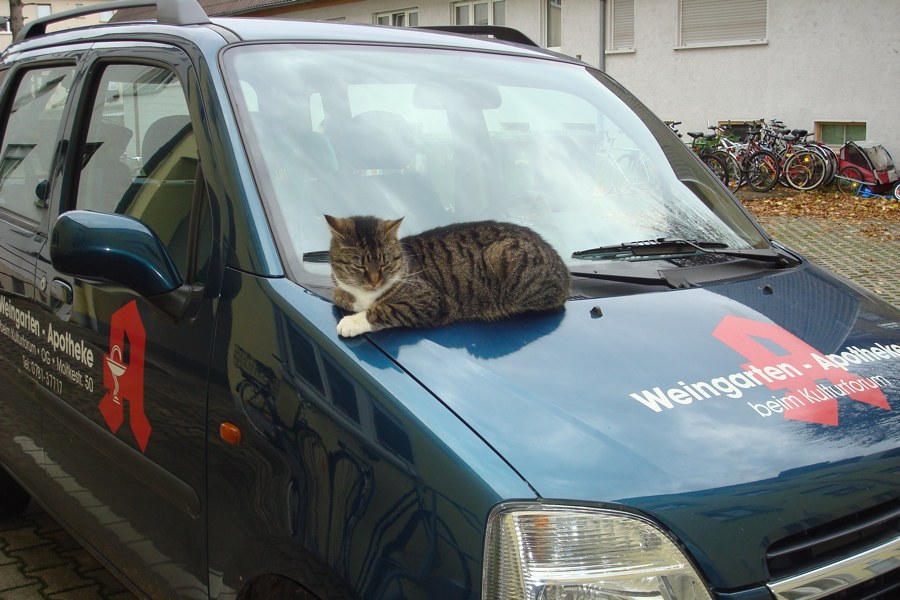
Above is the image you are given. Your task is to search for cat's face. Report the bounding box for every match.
[326,215,405,292]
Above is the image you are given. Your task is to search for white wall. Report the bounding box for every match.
[601,0,900,151]
[277,0,900,152]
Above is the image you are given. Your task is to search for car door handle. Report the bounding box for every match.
[50,279,73,305]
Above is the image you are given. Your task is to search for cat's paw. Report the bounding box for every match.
[337,312,373,337]
[332,287,357,312]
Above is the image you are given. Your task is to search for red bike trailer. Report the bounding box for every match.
[836,140,900,199]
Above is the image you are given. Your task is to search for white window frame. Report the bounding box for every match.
[606,0,634,53]
[374,8,418,28]
[452,1,505,27]
[677,0,767,49]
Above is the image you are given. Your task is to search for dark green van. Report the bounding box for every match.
[0,1,897,598]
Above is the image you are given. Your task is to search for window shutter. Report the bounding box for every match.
[680,0,766,46]
[610,0,634,50]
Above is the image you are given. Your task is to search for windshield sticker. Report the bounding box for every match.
[100,301,151,452]
[628,315,896,426]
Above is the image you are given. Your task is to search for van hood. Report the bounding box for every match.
[368,264,900,590]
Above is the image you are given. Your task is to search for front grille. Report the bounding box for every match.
[828,566,900,600]
[765,499,900,599]
[767,499,900,579]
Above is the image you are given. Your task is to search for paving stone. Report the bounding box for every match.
[9,543,72,572]
[29,564,94,595]
[62,547,102,573]
[43,529,87,555]
[759,216,900,308]
[47,585,104,599]
[81,568,131,596]
[29,511,66,536]
[1,527,48,553]
[0,562,40,590]
[0,582,47,599]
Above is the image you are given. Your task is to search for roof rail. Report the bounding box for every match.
[417,25,538,47]
[16,0,210,42]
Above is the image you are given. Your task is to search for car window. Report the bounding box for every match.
[74,63,198,278]
[0,65,75,224]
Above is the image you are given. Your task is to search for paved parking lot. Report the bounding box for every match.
[1,214,897,599]
[759,215,900,308]
[0,502,135,599]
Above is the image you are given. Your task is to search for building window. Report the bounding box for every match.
[607,0,633,51]
[453,1,505,26]
[547,0,561,48]
[36,4,52,18]
[817,122,866,146]
[547,0,562,48]
[678,0,766,48]
[0,17,11,33]
[375,8,418,27]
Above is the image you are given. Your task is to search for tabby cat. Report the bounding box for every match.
[325,215,570,337]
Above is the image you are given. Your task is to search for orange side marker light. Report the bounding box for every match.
[220,422,242,445]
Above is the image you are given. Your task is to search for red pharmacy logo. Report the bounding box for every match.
[713,315,891,426]
[100,301,151,452]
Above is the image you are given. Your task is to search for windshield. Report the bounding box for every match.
[224,43,766,288]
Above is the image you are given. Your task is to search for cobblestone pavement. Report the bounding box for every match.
[0,502,136,599]
[758,216,900,309]
[1,216,898,600]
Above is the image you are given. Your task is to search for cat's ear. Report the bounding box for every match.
[384,217,404,239]
[325,214,349,238]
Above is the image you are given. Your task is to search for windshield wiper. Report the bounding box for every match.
[572,238,798,265]
[302,250,330,263]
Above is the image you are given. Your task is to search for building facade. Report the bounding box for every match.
[9,0,899,154]
[0,0,112,50]
[263,0,900,153]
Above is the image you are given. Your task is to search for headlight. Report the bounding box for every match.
[483,503,713,600]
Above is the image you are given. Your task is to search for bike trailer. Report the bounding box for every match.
[838,140,900,192]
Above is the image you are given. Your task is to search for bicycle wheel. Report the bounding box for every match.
[894,182,900,201]
[701,153,728,187]
[744,150,780,192]
[806,144,838,186]
[714,150,741,191]
[784,151,826,190]
[837,166,863,195]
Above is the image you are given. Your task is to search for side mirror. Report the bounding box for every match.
[50,211,193,319]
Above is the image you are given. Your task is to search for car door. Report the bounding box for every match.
[35,45,219,597]
[0,57,81,497]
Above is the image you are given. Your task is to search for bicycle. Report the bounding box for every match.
[670,122,729,188]
[685,130,730,187]
[760,121,828,191]
[720,125,780,192]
